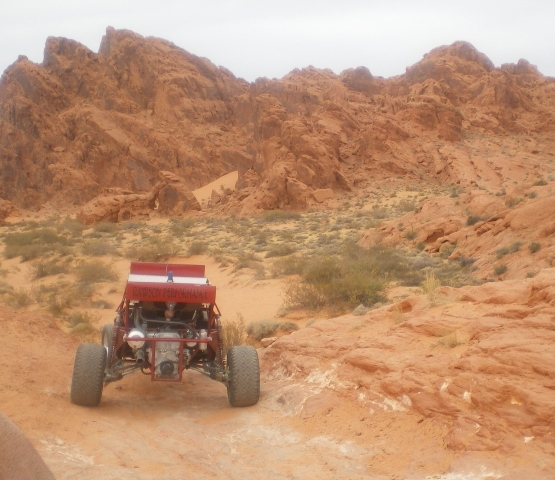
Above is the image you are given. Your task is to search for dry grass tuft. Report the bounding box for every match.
[221,314,246,356]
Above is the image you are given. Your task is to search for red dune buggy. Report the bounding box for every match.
[70,262,260,407]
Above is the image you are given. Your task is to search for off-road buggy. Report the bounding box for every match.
[70,262,260,408]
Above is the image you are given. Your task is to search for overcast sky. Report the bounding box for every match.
[2,0,554,81]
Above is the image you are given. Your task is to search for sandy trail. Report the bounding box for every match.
[0,306,381,480]
[0,259,541,479]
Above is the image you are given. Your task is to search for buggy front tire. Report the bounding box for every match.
[70,343,107,407]
[227,345,260,407]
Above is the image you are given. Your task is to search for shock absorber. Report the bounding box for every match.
[216,315,225,368]
[110,310,122,365]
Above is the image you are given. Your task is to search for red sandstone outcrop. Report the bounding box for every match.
[260,268,555,466]
[77,170,200,224]
[1,30,555,217]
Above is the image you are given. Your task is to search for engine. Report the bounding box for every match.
[147,330,189,379]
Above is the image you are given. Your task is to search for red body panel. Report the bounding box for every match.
[129,262,205,277]
[125,282,216,303]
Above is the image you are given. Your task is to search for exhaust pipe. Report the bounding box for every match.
[135,349,145,364]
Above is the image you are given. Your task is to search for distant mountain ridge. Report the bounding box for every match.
[0,27,554,217]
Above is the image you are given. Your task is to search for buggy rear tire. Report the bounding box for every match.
[227,345,260,407]
[101,323,114,361]
[70,343,107,407]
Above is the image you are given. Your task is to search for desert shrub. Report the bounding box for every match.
[93,221,117,234]
[506,197,523,208]
[270,255,307,277]
[75,260,118,283]
[466,215,481,226]
[246,319,281,340]
[528,191,538,199]
[277,321,299,333]
[352,304,370,316]
[497,242,522,259]
[528,242,541,254]
[0,281,13,295]
[284,281,327,310]
[509,242,522,253]
[221,314,247,356]
[266,244,296,258]
[405,230,417,240]
[261,211,301,223]
[398,199,417,212]
[33,283,70,312]
[4,228,68,261]
[532,178,547,186]
[284,243,409,311]
[169,218,195,236]
[125,236,180,261]
[437,331,464,348]
[82,239,118,256]
[458,256,476,268]
[31,257,70,279]
[439,243,456,259]
[421,271,441,300]
[5,288,33,308]
[494,264,508,276]
[188,241,208,255]
[92,300,112,309]
[65,311,98,337]
[234,252,262,271]
[410,254,436,270]
[372,208,389,219]
[56,217,85,237]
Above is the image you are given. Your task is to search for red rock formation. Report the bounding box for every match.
[260,268,555,464]
[1,30,554,217]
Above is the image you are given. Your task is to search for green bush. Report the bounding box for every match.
[261,211,301,223]
[466,215,481,226]
[169,219,195,236]
[93,221,118,233]
[506,197,523,208]
[31,258,70,279]
[5,288,34,308]
[65,311,98,337]
[233,252,262,271]
[509,242,522,253]
[497,242,522,259]
[271,256,307,277]
[528,242,541,254]
[125,237,179,262]
[4,228,68,261]
[82,240,118,256]
[265,244,296,258]
[246,319,281,340]
[284,243,415,311]
[398,199,417,212]
[494,264,508,276]
[222,314,246,356]
[75,261,118,283]
[188,241,208,255]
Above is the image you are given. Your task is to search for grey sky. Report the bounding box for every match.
[1,0,554,81]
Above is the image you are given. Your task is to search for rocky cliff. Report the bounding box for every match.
[1,28,554,218]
